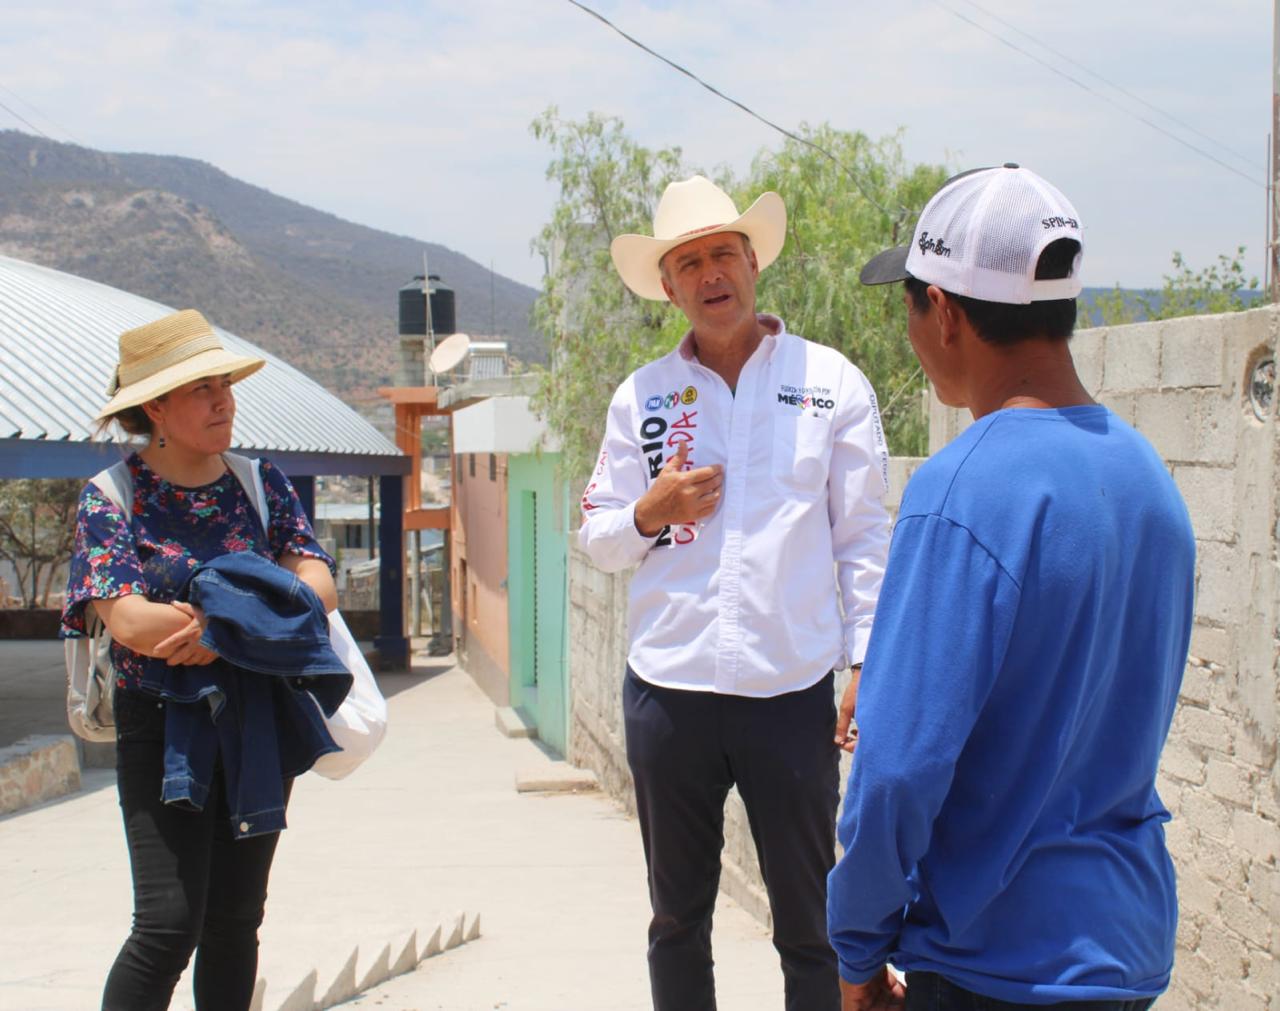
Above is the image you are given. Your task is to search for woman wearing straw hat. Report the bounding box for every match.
[61,309,340,1011]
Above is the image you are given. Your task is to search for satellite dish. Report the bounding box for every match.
[429,332,471,375]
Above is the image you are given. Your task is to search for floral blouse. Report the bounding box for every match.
[61,453,336,691]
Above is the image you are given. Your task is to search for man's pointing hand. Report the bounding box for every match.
[634,440,723,537]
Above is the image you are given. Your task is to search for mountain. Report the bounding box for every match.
[0,131,542,407]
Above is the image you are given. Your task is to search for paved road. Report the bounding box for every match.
[0,650,784,1010]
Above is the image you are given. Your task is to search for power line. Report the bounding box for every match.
[564,0,903,221]
[0,96,53,141]
[0,82,81,146]
[935,2,1266,190]
[951,0,1255,169]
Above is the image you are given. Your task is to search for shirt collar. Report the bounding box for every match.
[676,314,787,363]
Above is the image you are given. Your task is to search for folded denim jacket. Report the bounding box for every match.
[142,552,353,839]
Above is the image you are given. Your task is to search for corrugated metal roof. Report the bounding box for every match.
[0,254,401,463]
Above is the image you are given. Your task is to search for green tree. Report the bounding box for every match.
[1094,246,1260,325]
[529,108,687,483]
[739,125,947,454]
[0,478,82,607]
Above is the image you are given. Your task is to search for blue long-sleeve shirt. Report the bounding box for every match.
[828,406,1194,1003]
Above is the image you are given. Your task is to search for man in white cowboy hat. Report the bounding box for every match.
[827,165,1193,1010]
[579,175,891,1010]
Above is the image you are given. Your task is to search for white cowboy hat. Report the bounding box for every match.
[609,175,787,301]
[96,309,265,421]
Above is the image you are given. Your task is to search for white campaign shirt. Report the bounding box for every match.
[579,315,890,697]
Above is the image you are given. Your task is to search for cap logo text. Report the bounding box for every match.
[918,231,951,258]
[1041,216,1079,230]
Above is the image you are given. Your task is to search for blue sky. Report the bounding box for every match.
[0,0,1270,294]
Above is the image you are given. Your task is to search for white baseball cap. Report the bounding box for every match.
[860,163,1084,304]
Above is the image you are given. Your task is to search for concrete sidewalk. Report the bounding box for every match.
[0,649,784,1010]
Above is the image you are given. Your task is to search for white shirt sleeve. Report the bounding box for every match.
[828,363,891,666]
[578,382,659,573]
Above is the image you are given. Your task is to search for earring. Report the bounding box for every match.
[157,433,167,449]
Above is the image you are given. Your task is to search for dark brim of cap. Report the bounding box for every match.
[859,246,910,286]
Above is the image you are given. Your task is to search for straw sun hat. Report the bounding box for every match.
[609,175,787,301]
[96,310,265,422]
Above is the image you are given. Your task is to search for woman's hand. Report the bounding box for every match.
[94,595,211,661]
[153,602,218,666]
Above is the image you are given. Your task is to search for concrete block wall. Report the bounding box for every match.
[931,306,1280,1011]
[567,455,924,926]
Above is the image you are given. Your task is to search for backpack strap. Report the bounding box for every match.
[223,453,269,537]
[83,460,134,643]
[90,459,135,519]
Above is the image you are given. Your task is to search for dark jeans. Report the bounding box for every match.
[103,690,289,1011]
[905,972,1158,1011]
[624,668,841,1011]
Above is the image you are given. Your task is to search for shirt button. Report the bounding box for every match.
[239,821,250,833]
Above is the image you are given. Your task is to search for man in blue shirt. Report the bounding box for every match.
[828,164,1194,1011]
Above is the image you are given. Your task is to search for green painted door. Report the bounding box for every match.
[507,454,569,754]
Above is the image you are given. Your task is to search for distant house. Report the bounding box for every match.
[445,375,570,755]
[314,502,379,557]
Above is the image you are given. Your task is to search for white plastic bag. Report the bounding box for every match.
[310,610,388,780]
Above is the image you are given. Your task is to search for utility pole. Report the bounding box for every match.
[1272,0,1279,301]
[28,504,36,608]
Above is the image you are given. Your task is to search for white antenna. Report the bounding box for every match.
[423,251,436,385]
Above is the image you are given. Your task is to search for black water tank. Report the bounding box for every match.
[398,276,427,336]
[397,275,456,336]
[428,275,455,336]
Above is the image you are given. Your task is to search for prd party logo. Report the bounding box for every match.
[681,385,698,405]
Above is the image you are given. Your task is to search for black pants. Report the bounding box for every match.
[103,690,289,1011]
[624,668,841,1011]
[905,972,1158,1011]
